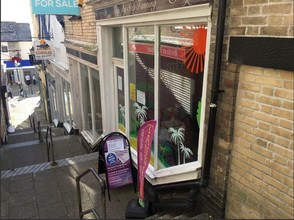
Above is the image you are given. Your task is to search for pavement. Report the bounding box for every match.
[0,84,137,219]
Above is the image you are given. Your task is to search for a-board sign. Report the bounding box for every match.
[102,133,133,189]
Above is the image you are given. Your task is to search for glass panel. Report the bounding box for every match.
[91,68,103,135]
[80,64,92,131]
[116,67,125,132]
[63,80,73,124]
[52,90,58,119]
[113,27,123,58]
[128,26,155,159]
[158,24,206,168]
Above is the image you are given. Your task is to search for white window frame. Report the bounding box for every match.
[79,62,103,146]
[97,4,212,185]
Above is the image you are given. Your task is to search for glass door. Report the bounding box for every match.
[113,60,126,134]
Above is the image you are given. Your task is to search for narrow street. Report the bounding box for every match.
[0,85,136,219]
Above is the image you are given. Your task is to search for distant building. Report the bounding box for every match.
[1,21,36,85]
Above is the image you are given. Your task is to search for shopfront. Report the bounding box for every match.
[44,59,74,131]
[65,45,101,146]
[94,0,212,185]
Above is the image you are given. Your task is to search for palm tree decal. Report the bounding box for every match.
[180,142,193,164]
[119,104,125,125]
[159,143,172,165]
[168,127,185,165]
[133,102,148,125]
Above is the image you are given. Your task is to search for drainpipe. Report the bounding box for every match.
[201,0,227,186]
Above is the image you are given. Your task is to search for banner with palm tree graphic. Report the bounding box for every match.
[137,120,157,208]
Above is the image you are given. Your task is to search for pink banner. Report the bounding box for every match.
[137,120,157,207]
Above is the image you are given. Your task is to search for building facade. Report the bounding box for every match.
[60,0,293,218]
[1,22,36,86]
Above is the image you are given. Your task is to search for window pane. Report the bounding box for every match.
[63,80,72,124]
[90,68,103,135]
[128,26,155,154]
[116,67,125,132]
[80,64,92,131]
[113,27,123,58]
[158,24,206,168]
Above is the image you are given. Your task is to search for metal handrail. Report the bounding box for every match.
[38,121,43,143]
[32,116,36,133]
[29,115,33,127]
[76,168,106,219]
[45,125,57,166]
[45,126,50,162]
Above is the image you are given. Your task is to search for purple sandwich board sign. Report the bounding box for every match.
[99,132,135,200]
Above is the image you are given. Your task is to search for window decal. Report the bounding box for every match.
[180,25,207,74]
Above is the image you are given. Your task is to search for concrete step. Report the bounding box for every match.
[1,133,88,171]
[6,125,65,144]
[1,152,98,179]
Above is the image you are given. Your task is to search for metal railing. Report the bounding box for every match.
[45,125,57,166]
[38,121,43,143]
[30,115,37,133]
[76,168,106,219]
[29,115,33,128]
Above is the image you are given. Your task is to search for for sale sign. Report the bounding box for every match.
[32,0,80,15]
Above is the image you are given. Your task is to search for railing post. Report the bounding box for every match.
[45,126,50,162]
[49,127,57,166]
[29,115,33,127]
[76,168,106,219]
[32,116,36,133]
[38,121,43,143]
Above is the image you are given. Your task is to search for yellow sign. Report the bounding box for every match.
[130,83,136,101]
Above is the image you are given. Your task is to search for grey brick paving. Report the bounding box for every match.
[0,98,138,219]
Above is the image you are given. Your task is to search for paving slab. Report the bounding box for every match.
[1,89,138,219]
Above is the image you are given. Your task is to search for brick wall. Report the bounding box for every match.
[226,66,293,218]
[64,1,97,44]
[201,0,293,218]
[229,0,293,36]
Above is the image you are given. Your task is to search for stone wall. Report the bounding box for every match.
[201,0,293,218]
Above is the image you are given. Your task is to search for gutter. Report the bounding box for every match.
[201,0,227,187]
[152,0,228,193]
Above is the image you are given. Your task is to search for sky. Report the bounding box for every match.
[1,0,33,24]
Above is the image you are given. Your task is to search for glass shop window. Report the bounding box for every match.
[128,26,155,163]
[127,23,207,171]
[80,63,103,139]
[63,80,73,125]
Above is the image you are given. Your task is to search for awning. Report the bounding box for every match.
[3,59,36,70]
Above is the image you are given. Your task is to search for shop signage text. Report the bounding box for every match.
[33,39,54,60]
[95,0,211,20]
[32,0,80,15]
[103,135,133,189]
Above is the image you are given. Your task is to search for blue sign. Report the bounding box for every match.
[32,0,80,15]
[106,153,117,166]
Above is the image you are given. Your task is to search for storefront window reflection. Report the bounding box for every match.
[116,67,126,132]
[63,80,73,125]
[127,23,207,170]
[91,68,102,134]
[81,64,91,131]
[158,24,206,168]
[128,26,155,157]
